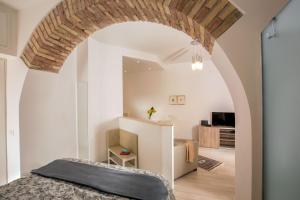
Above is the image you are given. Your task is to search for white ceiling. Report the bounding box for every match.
[92,22,210,64]
[123,56,163,73]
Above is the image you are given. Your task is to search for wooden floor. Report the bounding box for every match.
[174,147,235,200]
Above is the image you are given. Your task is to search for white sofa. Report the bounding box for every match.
[174,139,199,179]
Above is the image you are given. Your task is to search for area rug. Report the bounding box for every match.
[198,155,222,171]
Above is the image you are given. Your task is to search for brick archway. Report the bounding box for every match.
[21,0,242,72]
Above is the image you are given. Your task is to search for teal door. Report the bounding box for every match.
[263,1,300,199]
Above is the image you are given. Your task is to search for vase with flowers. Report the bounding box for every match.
[147,107,157,120]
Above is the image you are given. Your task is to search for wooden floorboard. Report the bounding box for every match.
[174,147,235,200]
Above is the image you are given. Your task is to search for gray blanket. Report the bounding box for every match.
[32,159,169,200]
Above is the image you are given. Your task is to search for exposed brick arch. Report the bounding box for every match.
[21,0,242,73]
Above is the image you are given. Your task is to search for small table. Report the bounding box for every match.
[108,146,137,168]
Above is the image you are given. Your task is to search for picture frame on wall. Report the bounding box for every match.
[169,95,177,105]
[177,95,186,105]
[169,95,186,105]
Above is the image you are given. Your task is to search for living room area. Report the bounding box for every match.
[122,55,236,200]
[117,22,236,199]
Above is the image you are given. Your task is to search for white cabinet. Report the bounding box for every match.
[0,3,17,56]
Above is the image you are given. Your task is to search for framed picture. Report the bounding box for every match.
[177,95,186,105]
[169,95,177,105]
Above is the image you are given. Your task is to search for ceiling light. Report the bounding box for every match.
[191,40,203,71]
[192,61,203,71]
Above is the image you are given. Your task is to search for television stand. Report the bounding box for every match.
[198,126,235,148]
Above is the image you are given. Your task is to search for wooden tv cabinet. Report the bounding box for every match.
[198,126,235,148]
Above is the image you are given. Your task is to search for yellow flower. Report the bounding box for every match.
[147,107,157,119]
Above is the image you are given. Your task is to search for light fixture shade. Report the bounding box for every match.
[192,61,203,71]
[191,40,204,71]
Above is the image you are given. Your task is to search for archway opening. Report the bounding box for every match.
[99,21,236,199]
[19,1,252,199]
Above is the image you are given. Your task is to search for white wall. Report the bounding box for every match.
[0,0,61,181]
[77,82,88,159]
[77,41,88,82]
[18,38,158,172]
[212,43,252,200]
[20,51,77,174]
[84,38,161,162]
[87,38,124,162]
[0,58,7,185]
[0,3,17,56]
[6,58,27,181]
[0,56,27,183]
[124,61,234,139]
[119,117,174,187]
[77,41,89,160]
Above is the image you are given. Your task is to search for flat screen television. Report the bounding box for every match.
[212,112,235,127]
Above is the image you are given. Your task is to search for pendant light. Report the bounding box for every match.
[191,40,203,71]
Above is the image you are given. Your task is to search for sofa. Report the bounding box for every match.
[174,139,199,179]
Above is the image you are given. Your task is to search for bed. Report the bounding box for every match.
[0,158,175,200]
